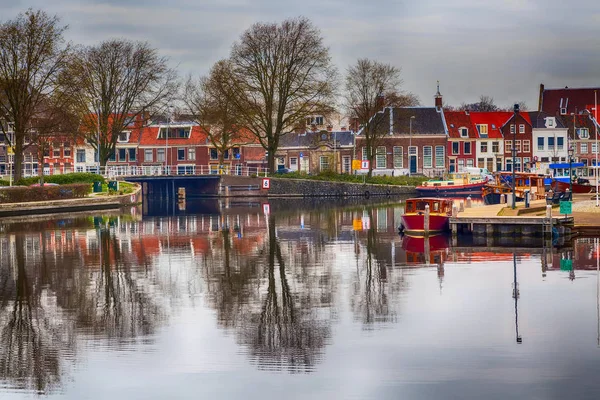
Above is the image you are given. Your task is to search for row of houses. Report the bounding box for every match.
[1,84,599,179]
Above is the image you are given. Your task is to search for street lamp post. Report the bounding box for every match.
[96,99,101,175]
[409,116,415,177]
[165,105,172,175]
[569,145,574,197]
[511,104,520,209]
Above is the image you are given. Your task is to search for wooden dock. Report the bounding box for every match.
[450,199,574,238]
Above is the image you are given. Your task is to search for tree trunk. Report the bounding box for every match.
[14,135,24,182]
[267,147,276,174]
[218,152,225,174]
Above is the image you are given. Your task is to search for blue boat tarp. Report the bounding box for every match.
[549,163,585,169]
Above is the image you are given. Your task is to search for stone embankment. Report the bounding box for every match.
[0,186,141,218]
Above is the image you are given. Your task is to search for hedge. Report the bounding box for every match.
[15,172,106,186]
[0,183,92,204]
[0,179,9,186]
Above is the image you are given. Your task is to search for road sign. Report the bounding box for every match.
[361,216,371,230]
[262,203,270,215]
[352,219,362,231]
[352,160,362,170]
[559,200,572,215]
[262,178,270,189]
[361,160,370,170]
[299,152,304,158]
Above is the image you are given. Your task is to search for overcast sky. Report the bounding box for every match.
[2,0,600,109]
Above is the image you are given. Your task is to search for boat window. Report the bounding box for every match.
[406,202,413,212]
[433,202,439,212]
[447,182,454,185]
[433,183,441,187]
[416,201,427,211]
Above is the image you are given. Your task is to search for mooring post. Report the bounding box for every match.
[500,193,506,204]
[459,202,465,212]
[466,196,472,208]
[452,204,458,218]
[424,204,430,236]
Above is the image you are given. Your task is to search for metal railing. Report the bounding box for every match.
[0,165,270,182]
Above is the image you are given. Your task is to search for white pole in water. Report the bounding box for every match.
[424,204,430,236]
[595,90,598,206]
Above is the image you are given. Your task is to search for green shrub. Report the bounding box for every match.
[0,179,10,186]
[274,171,427,186]
[15,173,105,186]
[0,183,91,203]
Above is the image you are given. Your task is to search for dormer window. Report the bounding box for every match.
[158,126,191,139]
[577,128,589,139]
[559,98,568,115]
[306,116,324,126]
[117,131,130,142]
[545,117,555,128]
[476,124,488,138]
[459,127,468,138]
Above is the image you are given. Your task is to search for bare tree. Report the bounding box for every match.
[345,58,418,177]
[0,9,71,180]
[459,95,499,112]
[184,60,250,169]
[60,39,178,167]
[226,17,337,172]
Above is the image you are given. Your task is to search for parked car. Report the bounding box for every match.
[275,168,292,174]
[29,183,60,187]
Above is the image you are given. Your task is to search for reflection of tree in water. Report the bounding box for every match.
[0,222,171,394]
[72,228,166,340]
[0,235,75,394]
[351,209,406,328]
[204,214,336,373]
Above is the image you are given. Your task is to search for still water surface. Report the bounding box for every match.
[0,198,599,399]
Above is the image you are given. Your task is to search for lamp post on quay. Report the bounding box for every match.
[568,145,574,198]
[511,103,520,209]
[408,115,415,177]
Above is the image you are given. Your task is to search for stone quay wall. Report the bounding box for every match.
[268,178,416,197]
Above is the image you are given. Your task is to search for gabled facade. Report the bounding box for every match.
[500,111,533,172]
[444,111,477,172]
[467,112,509,172]
[277,130,354,173]
[529,112,568,174]
[560,111,600,179]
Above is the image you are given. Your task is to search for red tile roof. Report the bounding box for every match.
[444,111,478,139]
[467,112,513,138]
[138,125,208,146]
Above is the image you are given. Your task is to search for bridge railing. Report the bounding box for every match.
[104,165,270,178]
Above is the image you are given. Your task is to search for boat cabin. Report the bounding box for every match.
[549,162,586,183]
[404,198,453,215]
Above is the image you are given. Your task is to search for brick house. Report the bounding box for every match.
[500,111,533,172]
[355,105,448,176]
[538,84,600,116]
[277,130,355,173]
[560,111,600,179]
[444,111,478,172]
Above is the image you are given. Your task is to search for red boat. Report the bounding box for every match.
[400,198,453,235]
[551,179,594,194]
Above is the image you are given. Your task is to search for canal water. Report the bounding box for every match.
[1,197,599,399]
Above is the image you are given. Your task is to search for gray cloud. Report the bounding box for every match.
[1,0,600,108]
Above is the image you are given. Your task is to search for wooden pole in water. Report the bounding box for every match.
[424,204,430,236]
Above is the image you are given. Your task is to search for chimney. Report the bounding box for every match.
[538,83,544,112]
[434,80,443,111]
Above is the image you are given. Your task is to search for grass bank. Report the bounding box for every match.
[274,171,428,186]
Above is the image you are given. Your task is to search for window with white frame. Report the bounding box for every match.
[510,124,515,134]
[342,156,351,173]
[577,128,589,139]
[466,158,474,167]
[423,146,433,168]
[548,137,555,150]
[557,137,564,150]
[593,143,598,154]
[492,141,499,153]
[376,146,386,169]
[319,155,330,171]
[459,127,468,137]
[362,147,367,161]
[435,146,444,168]
[581,143,589,154]
[476,124,488,137]
[118,148,126,161]
[210,148,218,160]
[464,142,471,155]
[478,158,485,168]
[187,148,195,161]
[393,146,403,168]
[128,148,136,161]
[481,141,488,153]
[458,158,465,171]
[452,142,459,155]
[523,140,530,153]
[157,149,165,162]
[53,143,60,158]
[515,140,521,152]
[519,124,525,134]
[505,140,512,152]
[537,137,544,151]
[63,142,71,157]
[76,149,86,163]
[118,131,129,142]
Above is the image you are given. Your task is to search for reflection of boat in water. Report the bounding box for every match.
[482,172,547,205]
[401,234,450,265]
[416,171,489,197]
[400,198,453,235]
